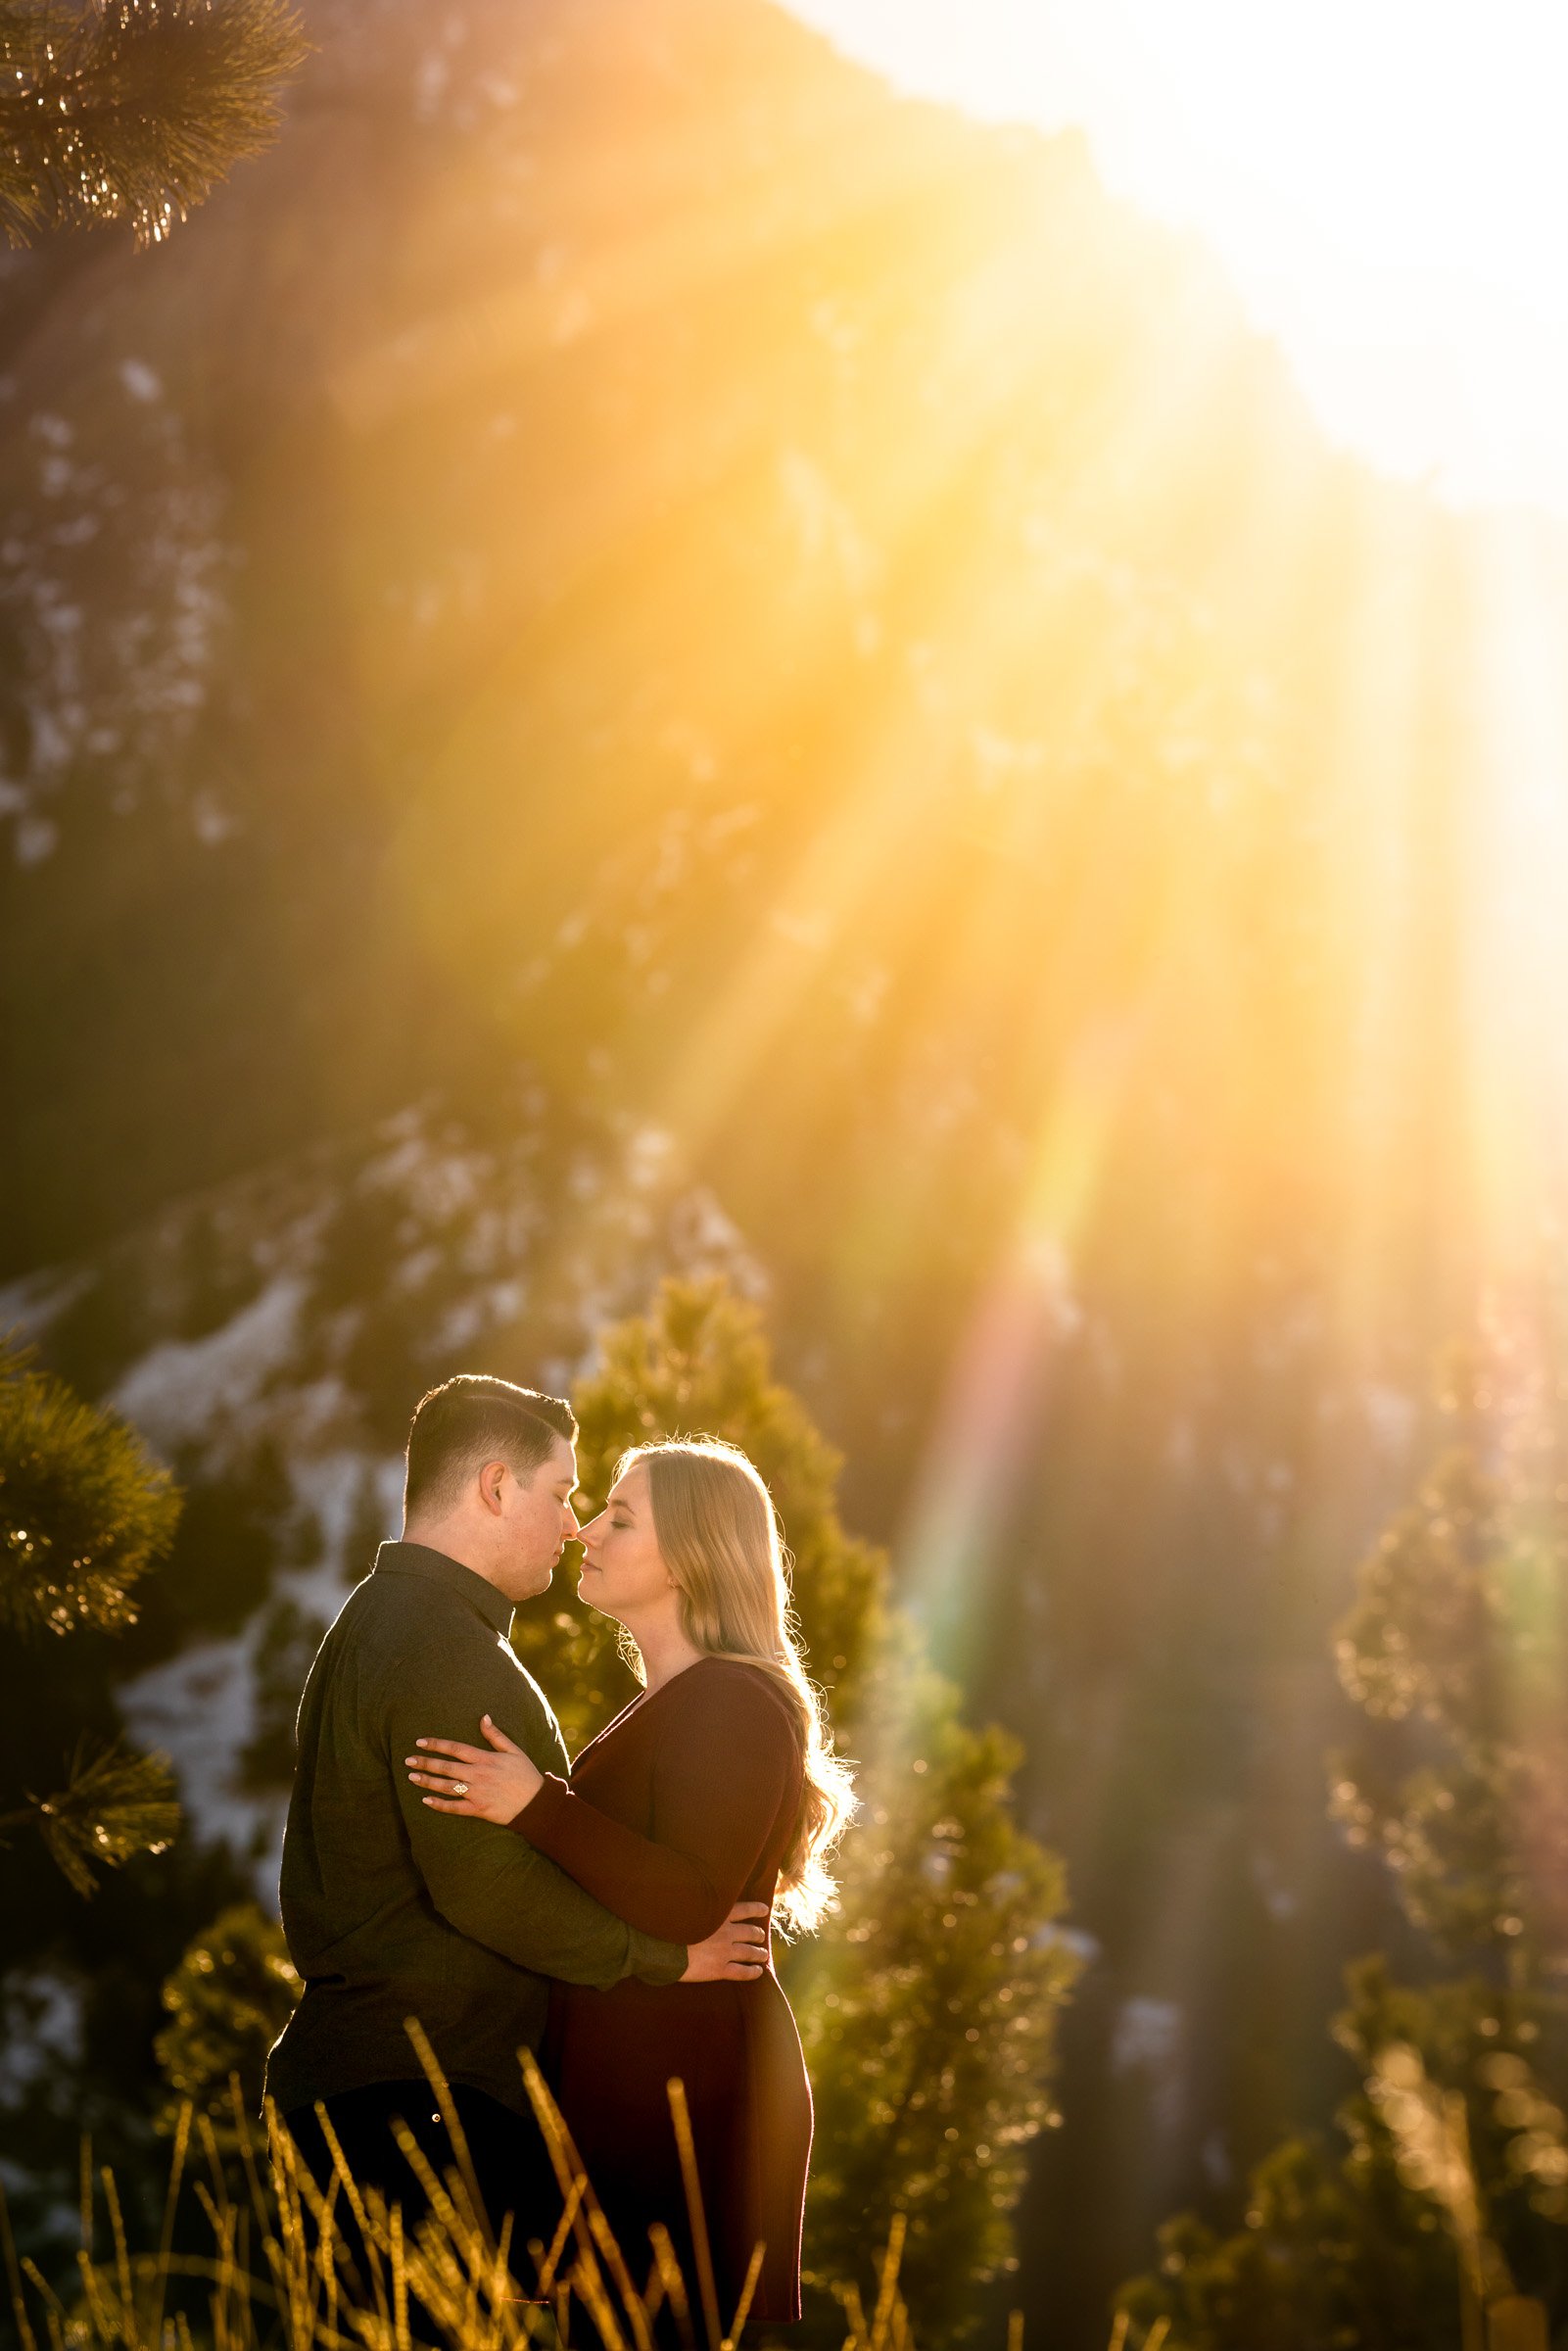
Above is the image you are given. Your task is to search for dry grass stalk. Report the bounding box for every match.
[0,2036,931,2351]
[666,2079,722,2351]
[1,2181,40,2351]
[870,2210,907,2351]
[724,2240,765,2349]
[646,2222,694,2346]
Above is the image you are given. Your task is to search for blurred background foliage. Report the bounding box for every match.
[1119,1327,1568,2345]
[4,0,1568,2343]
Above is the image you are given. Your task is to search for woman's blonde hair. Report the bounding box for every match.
[617,1436,854,1935]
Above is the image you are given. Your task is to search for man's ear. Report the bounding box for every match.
[477,1459,508,1515]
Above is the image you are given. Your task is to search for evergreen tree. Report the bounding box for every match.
[513,1275,887,1751]
[154,1899,300,2137]
[507,1276,1080,2341]
[0,0,308,246]
[156,1277,1077,2332]
[789,1658,1075,2340]
[1117,1341,1568,2348]
[0,1340,183,1894]
[1329,1405,1568,1977]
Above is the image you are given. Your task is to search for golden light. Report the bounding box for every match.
[311,0,1568,1722]
[786,0,1568,514]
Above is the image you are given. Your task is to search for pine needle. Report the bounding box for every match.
[30,1736,180,1895]
[0,0,309,248]
[0,1341,179,1633]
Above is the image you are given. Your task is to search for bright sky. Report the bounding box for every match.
[784,0,1568,517]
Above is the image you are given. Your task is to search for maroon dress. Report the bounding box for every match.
[511,1656,811,2324]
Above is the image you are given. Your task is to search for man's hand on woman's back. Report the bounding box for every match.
[681,1901,770,1981]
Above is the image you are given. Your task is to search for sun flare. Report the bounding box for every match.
[786,0,1568,514]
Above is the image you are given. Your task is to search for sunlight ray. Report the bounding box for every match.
[330,84,976,433]
[1464,516,1568,1282]
[896,1021,1133,1678]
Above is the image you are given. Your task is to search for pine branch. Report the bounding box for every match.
[0,1338,180,1639]
[23,1736,181,1895]
[0,0,309,247]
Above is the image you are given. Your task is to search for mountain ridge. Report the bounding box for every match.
[2,3,1548,2338]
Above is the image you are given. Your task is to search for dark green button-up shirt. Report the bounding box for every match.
[265,1541,686,2119]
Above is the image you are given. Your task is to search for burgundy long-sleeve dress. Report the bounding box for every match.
[510,1656,811,2324]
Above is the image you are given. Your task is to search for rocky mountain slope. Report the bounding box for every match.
[1,0,1545,2335]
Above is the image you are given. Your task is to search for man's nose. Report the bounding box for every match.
[564,1504,581,1535]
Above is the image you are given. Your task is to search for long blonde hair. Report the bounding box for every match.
[618,1436,854,1935]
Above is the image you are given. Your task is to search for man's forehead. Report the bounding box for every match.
[546,1431,578,1478]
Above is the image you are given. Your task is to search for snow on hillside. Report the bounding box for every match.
[17,1095,762,1886]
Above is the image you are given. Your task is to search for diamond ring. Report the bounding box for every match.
[451,1781,469,1798]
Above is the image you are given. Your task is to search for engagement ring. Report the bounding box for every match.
[451,1780,469,1797]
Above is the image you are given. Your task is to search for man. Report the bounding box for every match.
[266,1373,767,2245]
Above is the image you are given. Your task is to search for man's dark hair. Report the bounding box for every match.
[404,1375,577,1521]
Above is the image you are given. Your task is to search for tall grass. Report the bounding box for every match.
[0,2029,1018,2351]
[8,2048,1551,2351]
[12,2028,1549,2351]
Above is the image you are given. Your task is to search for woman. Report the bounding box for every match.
[404,1437,853,2326]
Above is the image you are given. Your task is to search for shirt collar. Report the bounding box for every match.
[372,1540,515,1637]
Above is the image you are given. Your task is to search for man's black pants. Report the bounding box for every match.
[281,2079,560,2297]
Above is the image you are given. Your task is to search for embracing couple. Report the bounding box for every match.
[265,1374,852,2325]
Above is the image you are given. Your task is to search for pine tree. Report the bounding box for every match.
[514,1275,887,1751]
[0,1339,183,1893]
[507,1276,1080,2340]
[1330,1408,1568,1976]
[154,1899,301,2137]
[154,1277,1076,2330]
[1117,1337,1568,2348]
[0,0,308,248]
[789,1657,1076,2339]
